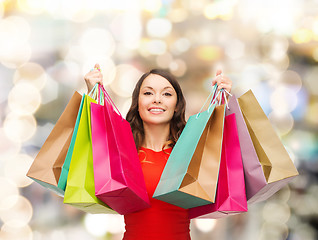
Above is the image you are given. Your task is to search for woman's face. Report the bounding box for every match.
[138,74,178,126]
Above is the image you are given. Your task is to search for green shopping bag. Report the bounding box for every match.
[63,92,114,214]
[153,86,225,209]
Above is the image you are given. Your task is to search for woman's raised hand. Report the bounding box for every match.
[212,69,232,94]
[84,63,103,93]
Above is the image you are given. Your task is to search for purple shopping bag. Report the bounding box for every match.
[189,113,248,219]
[237,90,299,204]
[91,85,150,215]
[226,95,267,204]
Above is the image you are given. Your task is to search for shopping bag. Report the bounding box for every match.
[57,95,85,192]
[226,95,267,203]
[189,113,248,219]
[63,92,114,214]
[90,85,150,215]
[153,86,225,209]
[27,91,82,196]
[237,90,299,203]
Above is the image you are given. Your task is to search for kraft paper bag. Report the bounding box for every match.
[226,95,267,203]
[238,90,299,203]
[189,113,248,219]
[153,86,225,209]
[91,85,150,215]
[27,91,82,196]
[63,94,114,214]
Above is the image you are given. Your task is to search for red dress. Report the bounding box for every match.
[123,147,190,240]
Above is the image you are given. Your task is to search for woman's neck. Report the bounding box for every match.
[142,123,170,152]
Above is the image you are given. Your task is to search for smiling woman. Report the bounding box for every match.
[84,66,232,240]
[126,69,187,152]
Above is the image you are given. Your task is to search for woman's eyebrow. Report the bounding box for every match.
[141,86,173,90]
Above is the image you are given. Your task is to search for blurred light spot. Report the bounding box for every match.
[3,113,37,143]
[259,222,288,240]
[168,8,188,23]
[0,222,32,240]
[110,64,142,98]
[62,0,94,23]
[146,40,167,55]
[50,230,66,240]
[196,46,222,61]
[0,178,19,211]
[5,154,33,188]
[270,86,297,114]
[304,67,318,96]
[47,60,81,88]
[172,38,191,54]
[147,18,172,38]
[225,39,245,59]
[0,129,21,163]
[17,0,45,14]
[262,201,290,224]
[0,43,32,69]
[0,195,33,226]
[292,28,312,44]
[279,70,302,92]
[13,62,47,90]
[312,47,318,61]
[0,16,31,68]
[0,3,4,18]
[194,219,216,233]
[41,75,59,105]
[204,2,234,20]
[110,14,142,50]
[84,214,124,236]
[156,52,173,69]
[80,28,115,58]
[82,57,116,86]
[1,16,31,43]
[268,111,294,136]
[8,83,41,115]
[169,59,187,77]
[142,0,161,13]
[305,100,318,125]
[121,98,132,119]
[284,130,317,162]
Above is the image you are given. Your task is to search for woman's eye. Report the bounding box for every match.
[143,91,152,95]
[164,92,172,96]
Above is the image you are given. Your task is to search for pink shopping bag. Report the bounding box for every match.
[90,85,150,215]
[227,95,267,204]
[189,113,248,219]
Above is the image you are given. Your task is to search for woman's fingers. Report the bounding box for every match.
[84,64,103,93]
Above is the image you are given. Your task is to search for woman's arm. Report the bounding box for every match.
[84,63,103,93]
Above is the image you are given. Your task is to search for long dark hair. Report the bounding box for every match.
[126,69,186,150]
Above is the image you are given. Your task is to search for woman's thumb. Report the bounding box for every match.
[216,69,222,76]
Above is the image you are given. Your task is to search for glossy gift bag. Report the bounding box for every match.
[27,92,82,196]
[189,113,248,219]
[90,85,150,215]
[63,92,114,214]
[226,95,266,203]
[238,90,299,203]
[153,86,225,209]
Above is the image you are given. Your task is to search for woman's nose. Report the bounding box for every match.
[153,94,162,103]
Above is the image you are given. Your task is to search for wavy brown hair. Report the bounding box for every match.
[126,69,186,150]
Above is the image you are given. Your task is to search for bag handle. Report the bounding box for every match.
[99,84,123,118]
[88,83,99,100]
[197,83,218,117]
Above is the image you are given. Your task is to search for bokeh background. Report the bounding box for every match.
[0,0,318,239]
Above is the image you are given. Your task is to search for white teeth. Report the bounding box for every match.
[149,108,164,112]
